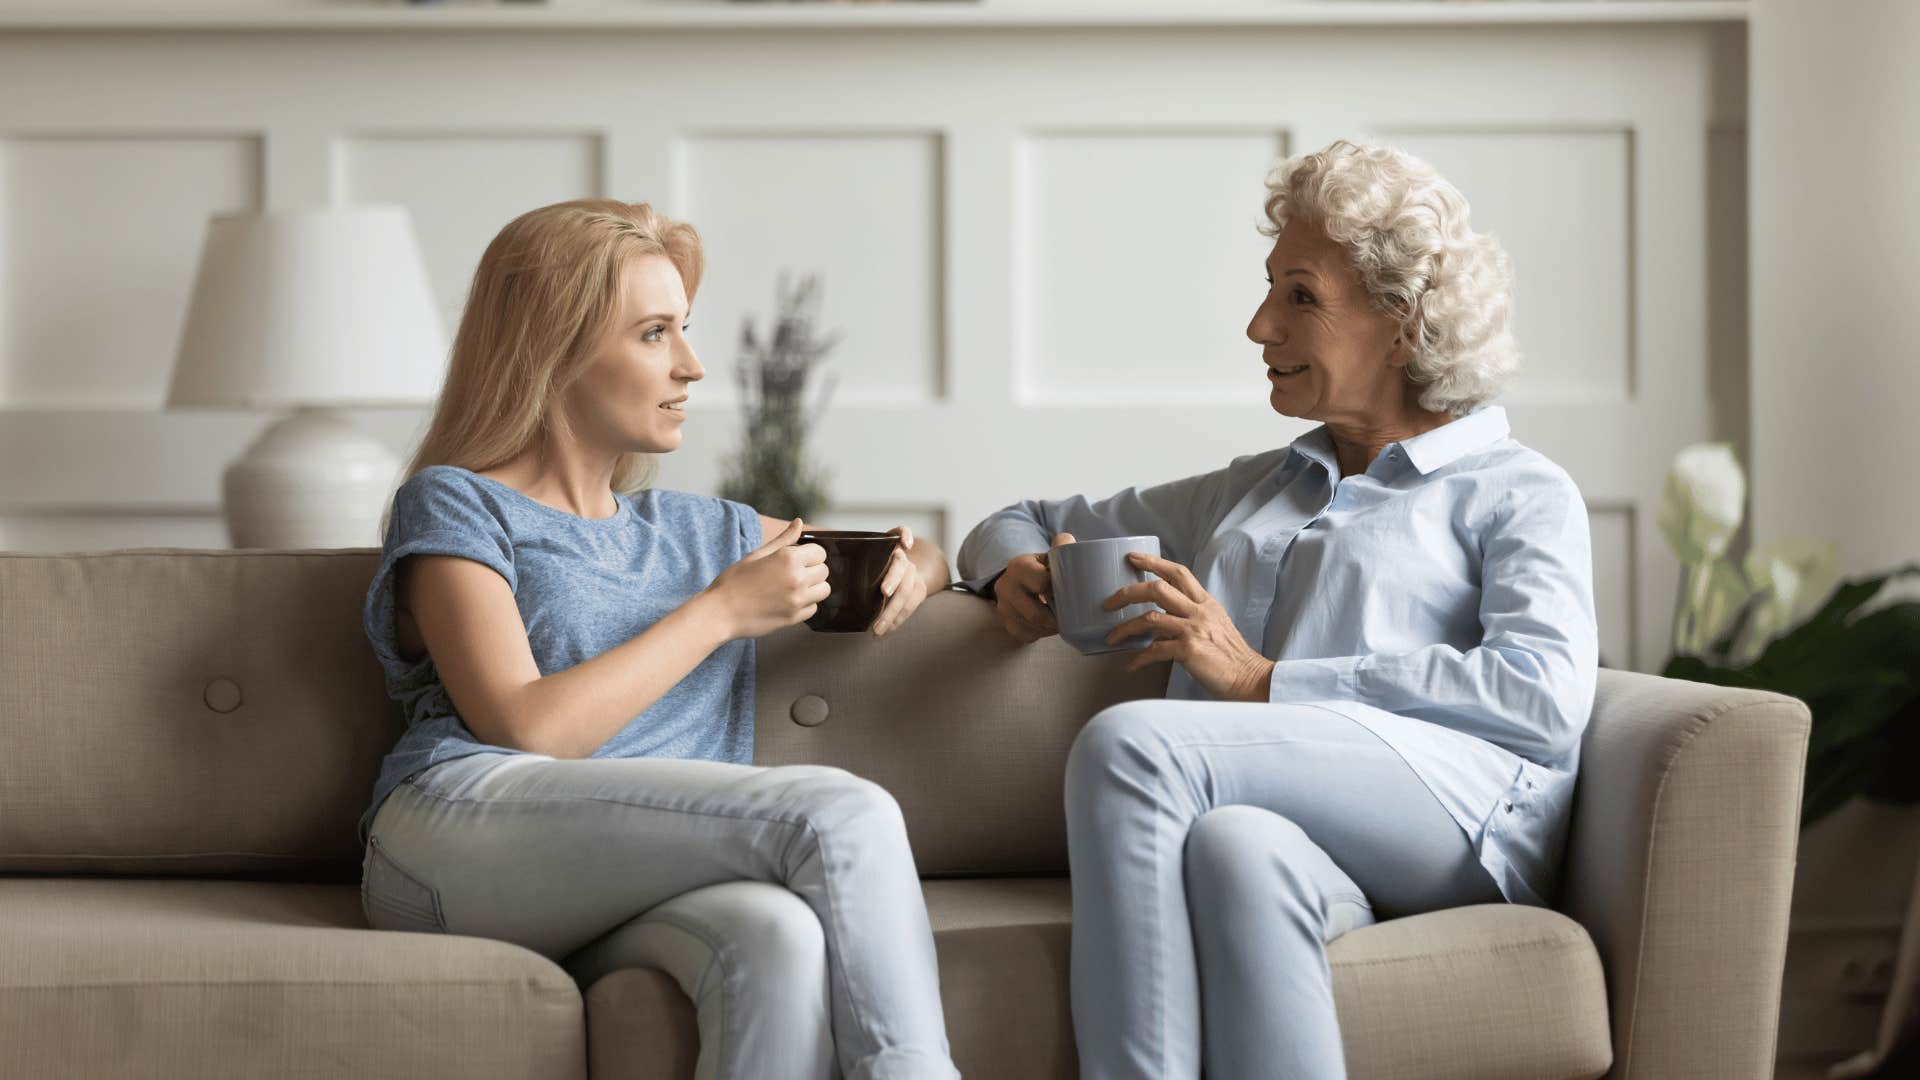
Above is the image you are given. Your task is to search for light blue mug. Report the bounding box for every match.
[1047,535,1162,655]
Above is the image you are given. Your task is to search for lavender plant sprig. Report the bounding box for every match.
[718,272,841,522]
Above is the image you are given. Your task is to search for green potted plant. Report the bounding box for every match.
[1657,443,1920,825]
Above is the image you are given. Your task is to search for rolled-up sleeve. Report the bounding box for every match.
[953,466,1233,596]
[363,469,517,675]
[1267,474,1598,764]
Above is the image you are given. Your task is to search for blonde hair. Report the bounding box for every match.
[402,199,704,494]
[1262,140,1517,416]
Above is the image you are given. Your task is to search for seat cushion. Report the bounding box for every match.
[584,877,1076,1080]
[585,877,1611,1080]
[0,878,584,1079]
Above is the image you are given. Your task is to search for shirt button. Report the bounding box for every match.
[1504,801,1514,813]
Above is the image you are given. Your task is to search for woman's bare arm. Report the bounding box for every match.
[399,554,734,760]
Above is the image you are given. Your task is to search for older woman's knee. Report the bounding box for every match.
[1184,805,1320,911]
[1066,699,1177,799]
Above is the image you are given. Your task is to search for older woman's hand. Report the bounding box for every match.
[990,532,1075,644]
[1103,551,1277,703]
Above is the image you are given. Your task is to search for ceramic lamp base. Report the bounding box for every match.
[222,407,401,549]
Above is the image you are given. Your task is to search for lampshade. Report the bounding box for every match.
[167,206,446,409]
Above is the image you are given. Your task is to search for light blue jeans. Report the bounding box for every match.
[1064,699,1505,1080]
[361,752,959,1080]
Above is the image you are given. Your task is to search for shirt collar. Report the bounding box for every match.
[1287,425,1340,475]
[1397,405,1510,475]
[1286,405,1510,478]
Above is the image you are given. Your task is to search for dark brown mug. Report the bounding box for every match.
[799,530,900,633]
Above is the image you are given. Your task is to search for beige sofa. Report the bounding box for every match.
[0,549,1811,1079]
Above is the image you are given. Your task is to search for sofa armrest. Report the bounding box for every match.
[1562,668,1811,1079]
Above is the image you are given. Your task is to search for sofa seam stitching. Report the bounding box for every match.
[1333,930,1593,970]
[2,978,578,993]
[1614,704,1711,1080]
[0,550,380,560]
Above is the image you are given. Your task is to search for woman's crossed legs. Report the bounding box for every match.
[1064,700,1503,1080]
[363,752,957,1080]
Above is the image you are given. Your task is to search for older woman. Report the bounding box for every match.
[956,141,1597,1080]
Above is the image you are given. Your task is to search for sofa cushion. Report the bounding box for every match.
[0,551,397,875]
[582,877,1077,1080]
[0,878,584,1079]
[1,552,1164,879]
[754,594,1169,875]
[584,877,1611,1080]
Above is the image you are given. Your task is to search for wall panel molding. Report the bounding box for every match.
[675,129,948,408]
[1014,127,1289,407]
[1369,124,1637,404]
[0,20,1745,674]
[331,130,607,330]
[0,131,263,408]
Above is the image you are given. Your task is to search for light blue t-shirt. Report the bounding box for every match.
[956,406,1598,907]
[358,465,763,844]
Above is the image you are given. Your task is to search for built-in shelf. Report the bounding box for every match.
[0,1,1751,32]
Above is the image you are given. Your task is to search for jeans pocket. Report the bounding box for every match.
[361,835,448,934]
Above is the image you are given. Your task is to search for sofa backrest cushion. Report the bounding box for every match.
[0,550,1166,878]
[755,588,1169,874]
[1,551,395,877]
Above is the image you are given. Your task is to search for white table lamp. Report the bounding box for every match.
[168,206,446,549]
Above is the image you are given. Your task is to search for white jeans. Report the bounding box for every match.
[362,752,959,1080]
[1064,699,1506,1080]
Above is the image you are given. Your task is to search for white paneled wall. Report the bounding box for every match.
[0,16,1746,675]
[680,132,947,407]
[1379,128,1634,404]
[1,135,263,407]
[335,132,608,330]
[1016,129,1285,405]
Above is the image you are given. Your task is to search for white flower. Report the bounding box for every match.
[1659,443,1747,563]
[1745,537,1840,623]
[1729,537,1839,663]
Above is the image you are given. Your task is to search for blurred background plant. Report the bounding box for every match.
[1658,442,1920,826]
[717,273,840,522]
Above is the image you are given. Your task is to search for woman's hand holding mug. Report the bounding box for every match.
[703,517,830,639]
[992,532,1076,644]
[1104,550,1276,702]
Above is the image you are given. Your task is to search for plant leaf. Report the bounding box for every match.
[1802,735,1887,827]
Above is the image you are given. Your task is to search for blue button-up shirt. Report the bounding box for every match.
[955,406,1597,907]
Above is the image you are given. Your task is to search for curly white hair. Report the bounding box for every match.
[1262,140,1518,416]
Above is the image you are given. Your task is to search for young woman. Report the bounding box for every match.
[357,199,961,1080]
